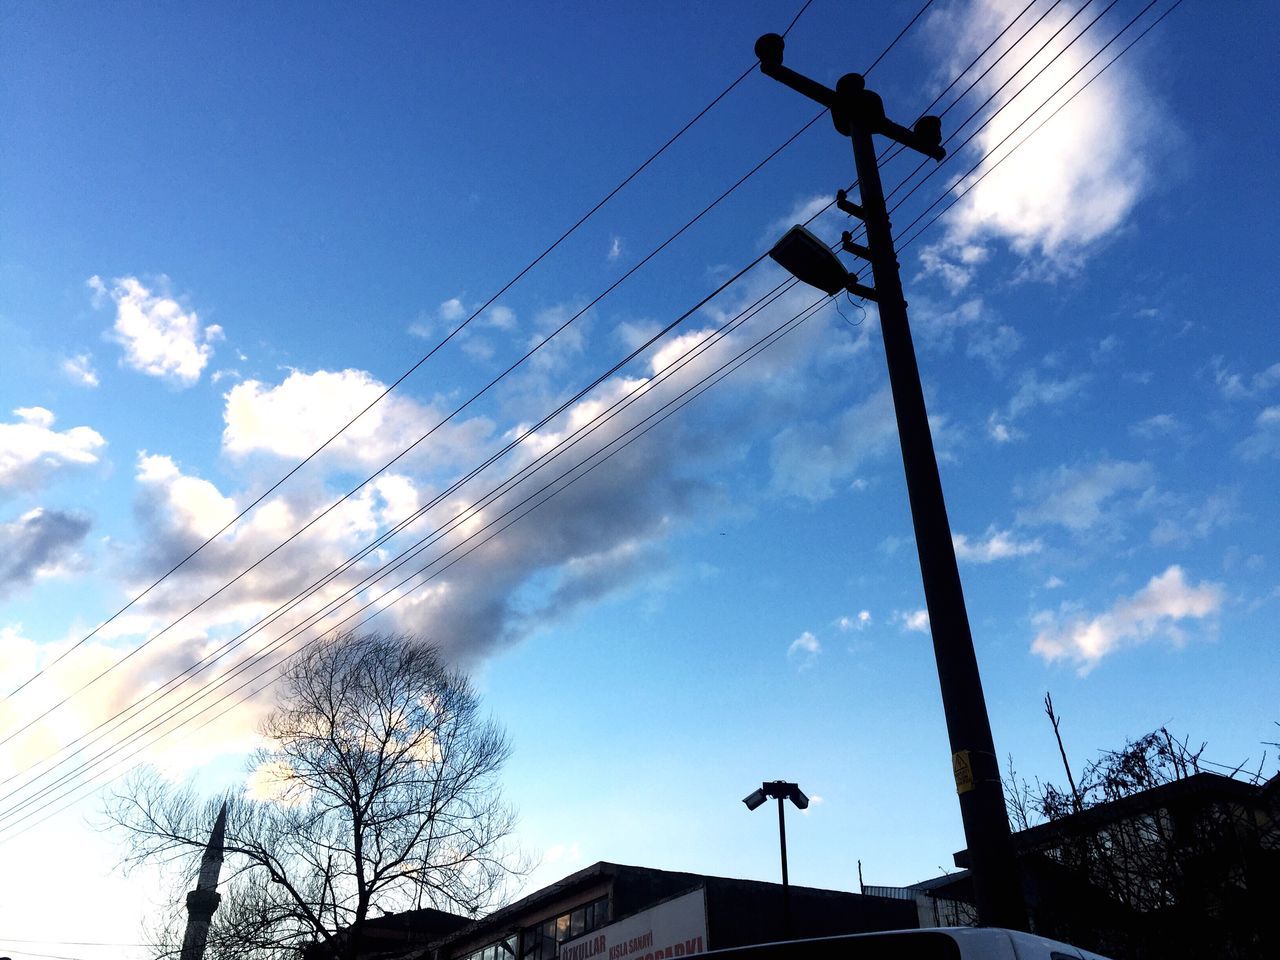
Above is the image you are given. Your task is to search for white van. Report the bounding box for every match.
[698,929,1113,960]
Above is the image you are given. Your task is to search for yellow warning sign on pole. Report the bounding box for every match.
[952,750,975,794]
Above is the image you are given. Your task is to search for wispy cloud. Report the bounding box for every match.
[1031,566,1224,672]
[770,387,897,501]
[61,353,100,388]
[1016,458,1153,533]
[1212,357,1280,400]
[953,527,1041,563]
[836,610,871,631]
[787,630,821,669]
[1236,406,1280,461]
[90,275,221,386]
[1149,489,1236,547]
[1130,413,1187,442]
[411,295,518,344]
[988,369,1088,442]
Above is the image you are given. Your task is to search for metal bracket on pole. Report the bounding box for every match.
[755,33,946,160]
[840,231,874,263]
[845,278,879,302]
[835,188,866,220]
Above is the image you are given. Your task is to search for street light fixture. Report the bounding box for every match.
[767,226,849,296]
[743,780,808,936]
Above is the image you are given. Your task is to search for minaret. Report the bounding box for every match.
[180,802,227,960]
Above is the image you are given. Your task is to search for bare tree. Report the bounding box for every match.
[109,633,524,960]
[1001,706,1280,958]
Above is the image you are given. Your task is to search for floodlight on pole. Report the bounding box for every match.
[743,780,808,937]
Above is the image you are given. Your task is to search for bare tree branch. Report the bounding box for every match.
[107,632,528,960]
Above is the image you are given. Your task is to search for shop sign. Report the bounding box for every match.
[560,889,707,960]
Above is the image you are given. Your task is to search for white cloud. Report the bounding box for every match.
[953,527,1041,563]
[608,236,624,261]
[917,243,990,293]
[0,628,272,788]
[222,368,494,473]
[487,305,517,330]
[967,323,1023,372]
[438,297,466,322]
[836,610,872,631]
[0,407,106,497]
[899,609,931,633]
[1031,566,1224,671]
[1016,459,1153,532]
[62,354,100,388]
[787,630,821,668]
[798,794,824,815]
[0,507,92,598]
[137,453,238,541]
[1236,406,1280,461]
[90,275,219,386]
[926,0,1168,270]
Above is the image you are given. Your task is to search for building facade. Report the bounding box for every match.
[431,862,917,960]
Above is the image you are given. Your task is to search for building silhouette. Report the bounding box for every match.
[180,803,228,960]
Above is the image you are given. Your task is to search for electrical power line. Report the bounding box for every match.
[0,0,940,784]
[864,0,938,75]
[0,0,1084,815]
[0,0,1160,835]
[840,0,1134,259]
[885,0,1124,212]
[0,107,824,755]
[0,286,829,844]
[0,0,825,707]
[0,261,791,820]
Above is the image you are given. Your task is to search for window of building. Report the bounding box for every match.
[461,934,517,960]
[520,896,609,960]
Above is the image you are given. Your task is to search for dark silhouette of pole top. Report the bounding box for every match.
[743,780,810,810]
[753,33,945,160]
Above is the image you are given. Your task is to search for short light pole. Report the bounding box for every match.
[754,32,1026,931]
[743,780,809,938]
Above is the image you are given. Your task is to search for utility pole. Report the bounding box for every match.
[754,33,1026,930]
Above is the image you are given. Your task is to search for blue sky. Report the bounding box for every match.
[1,0,1277,953]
